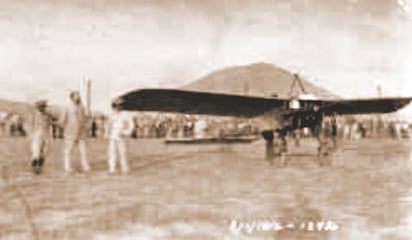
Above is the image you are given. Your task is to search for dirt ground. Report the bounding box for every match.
[0,136,411,240]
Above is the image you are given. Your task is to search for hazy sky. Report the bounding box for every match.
[0,0,411,112]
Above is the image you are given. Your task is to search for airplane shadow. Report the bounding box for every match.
[128,154,188,173]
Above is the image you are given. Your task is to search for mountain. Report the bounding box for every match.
[182,62,339,99]
[0,99,78,119]
[0,99,34,115]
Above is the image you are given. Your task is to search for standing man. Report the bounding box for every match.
[60,91,91,173]
[106,101,134,174]
[30,100,55,174]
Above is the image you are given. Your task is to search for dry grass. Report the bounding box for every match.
[0,137,411,239]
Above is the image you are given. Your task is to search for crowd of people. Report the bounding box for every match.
[4,108,409,143]
[1,93,411,175]
[82,113,258,140]
[0,112,26,137]
[323,117,411,140]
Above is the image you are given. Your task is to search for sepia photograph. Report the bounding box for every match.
[0,0,412,239]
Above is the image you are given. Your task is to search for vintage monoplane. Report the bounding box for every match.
[112,78,412,163]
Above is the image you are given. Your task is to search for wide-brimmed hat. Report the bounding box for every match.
[35,100,48,108]
[69,91,80,99]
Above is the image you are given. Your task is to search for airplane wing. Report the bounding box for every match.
[320,98,412,115]
[113,89,287,117]
[283,98,412,119]
[114,89,412,117]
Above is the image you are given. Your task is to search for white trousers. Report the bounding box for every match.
[108,138,129,173]
[31,133,50,159]
[64,139,90,172]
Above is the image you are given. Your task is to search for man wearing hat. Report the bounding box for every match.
[105,99,134,174]
[30,100,55,174]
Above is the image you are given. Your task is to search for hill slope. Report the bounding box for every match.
[0,99,33,114]
[182,62,339,99]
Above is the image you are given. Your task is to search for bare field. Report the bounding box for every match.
[0,137,411,239]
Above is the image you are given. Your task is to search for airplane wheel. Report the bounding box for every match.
[317,145,328,166]
[318,150,333,166]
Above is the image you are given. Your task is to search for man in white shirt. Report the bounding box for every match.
[106,101,134,174]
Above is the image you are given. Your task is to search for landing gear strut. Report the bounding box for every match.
[314,115,337,166]
[262,130,288,166]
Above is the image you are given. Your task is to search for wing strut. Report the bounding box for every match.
[289,73,306,98]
